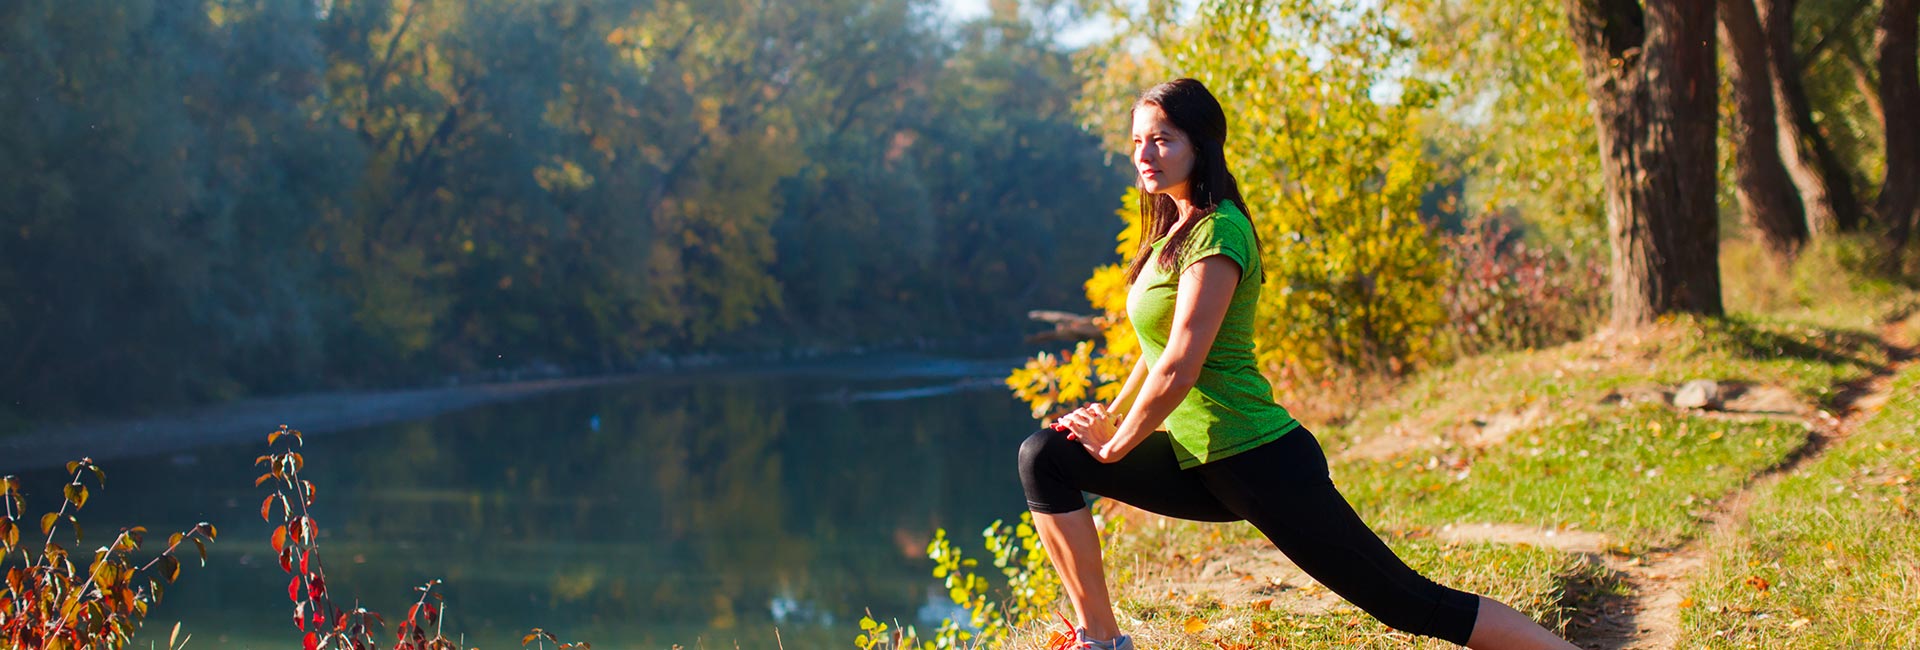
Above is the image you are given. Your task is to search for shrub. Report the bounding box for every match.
[1437,215,1606,357]
[255,425,588,650]
[857,513,1068,650]
[0,459,215,650]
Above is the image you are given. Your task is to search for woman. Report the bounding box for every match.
[1017,78,1577,650]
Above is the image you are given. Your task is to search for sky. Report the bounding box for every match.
[934,0,1119,49]
[937,0,992,20]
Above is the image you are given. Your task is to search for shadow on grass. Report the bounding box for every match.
[1559,554,1635,650]
[1710,319,1887,374]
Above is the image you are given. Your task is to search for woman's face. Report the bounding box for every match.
[1131,103,1195,200]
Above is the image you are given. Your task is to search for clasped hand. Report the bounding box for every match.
[1055,402,1122,463]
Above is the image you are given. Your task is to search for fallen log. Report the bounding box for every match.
[1025,310,1103,344]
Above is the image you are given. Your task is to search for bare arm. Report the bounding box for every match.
[1106,354,1149,426]
[1060,255,1239,462]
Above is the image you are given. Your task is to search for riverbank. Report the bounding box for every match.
[0,375,629,471]
[1,349,1027,473]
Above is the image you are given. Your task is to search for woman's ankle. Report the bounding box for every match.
[1077,625,1123,642]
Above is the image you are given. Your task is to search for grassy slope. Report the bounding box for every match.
[1007,242,1917,649]
[1679,365,1920,648]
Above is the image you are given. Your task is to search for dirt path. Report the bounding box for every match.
[1562,318,1919,650]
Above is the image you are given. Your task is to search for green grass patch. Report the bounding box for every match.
[1722,236,1919,332]
[1322,316,1886,456]
[1680,365,1920,648]
[1340,406,1810,550]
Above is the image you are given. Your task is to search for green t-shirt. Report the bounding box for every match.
[1126,200,1299,469]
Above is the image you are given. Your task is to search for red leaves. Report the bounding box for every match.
[246,428,589,650]
[269,425,305,448]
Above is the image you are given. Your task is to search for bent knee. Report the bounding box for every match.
[1017,427,1088,514]
[1016,427,1061,478]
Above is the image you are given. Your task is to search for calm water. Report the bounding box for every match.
[8,355,1038,649]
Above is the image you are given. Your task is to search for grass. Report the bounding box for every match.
[1678,364,1920,648]
[1721,237,1918,332]
[1343,406,1811,550]
[1104,537,1603,649]
[1325,315,1889,453]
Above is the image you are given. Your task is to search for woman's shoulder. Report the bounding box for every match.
[1201,200,1255,242]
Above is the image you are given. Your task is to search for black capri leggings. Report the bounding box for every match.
[1017,426,1480,645]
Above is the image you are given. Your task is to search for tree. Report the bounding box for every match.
[1722,0,1811,263]
[1564,0,1725,327]
[1760,0,1868,235]
[1877,0,1920,264]
[1394,0,1606,249]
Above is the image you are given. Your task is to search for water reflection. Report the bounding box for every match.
[7,359,1032,648]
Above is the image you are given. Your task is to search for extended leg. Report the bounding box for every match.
[1198,430,1575,649]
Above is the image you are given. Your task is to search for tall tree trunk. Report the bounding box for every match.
[1880,0,1920,266]
[1565,0,1725,329]
[1759,0,1867,235]
[1722,0,1811,263]
[1840,42,1887,130]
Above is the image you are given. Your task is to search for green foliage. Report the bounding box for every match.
[0,0,1123,420]
[1792,0,1891,194]
[1394,0,1603,249]
[1006,340,1111,419]
[0,461,215,650]
[860,513,1059,650]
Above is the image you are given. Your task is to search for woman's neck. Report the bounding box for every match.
[1169,192,1202,230]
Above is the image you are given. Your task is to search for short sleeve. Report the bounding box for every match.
[1175,209,1255,283]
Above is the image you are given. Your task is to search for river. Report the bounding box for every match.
[6,354,1040,649]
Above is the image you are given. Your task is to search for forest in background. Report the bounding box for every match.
[0,0,1127,423]
[6,0,1917,426]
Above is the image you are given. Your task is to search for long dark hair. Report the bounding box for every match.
[1123,78,1260,284]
